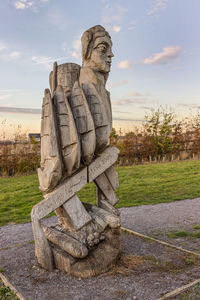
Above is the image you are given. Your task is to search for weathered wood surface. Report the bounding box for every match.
[62,194,92,230]
[38,89,63,192]
[54,85,80,176]
[43,226,88,258]
[94,172,119,206]
[51,227,121,278]
[89,205,121,229]
[32,167,87,221]
[96,186,105,206]
[88,211,107,231]
[105,166,119,190]
[98,199,120,216]
[32,220,53,271]
[88,146,119,182]
[80,79,111,154]
[69,81,96,165]
[49,63,80,96]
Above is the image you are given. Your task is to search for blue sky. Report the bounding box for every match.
[0,0,199,135]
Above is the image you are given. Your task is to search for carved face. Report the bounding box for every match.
[87,35,114,73]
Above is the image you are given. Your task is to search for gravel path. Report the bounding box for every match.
[1,198,200,249]
[1,198,200,300]
[121,197,200,234]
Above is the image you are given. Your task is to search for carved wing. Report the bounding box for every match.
[69,81,96,165]
[81,82,111,154]
[54,85,80,176]
[38,89,63,193]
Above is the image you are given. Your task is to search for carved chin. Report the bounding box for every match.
[92,62,111,73]
[99,65,111,73]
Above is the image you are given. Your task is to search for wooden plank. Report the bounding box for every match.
[31,167,87,221]
[88,146,119,182]
[62,194,92,230]
[156,278,200,300]
[43,226,88,258]
[96,186,105,207]
[32,220,53,271]
[105,166,119,190]
[94,173,119,206]
[98,199,120,216]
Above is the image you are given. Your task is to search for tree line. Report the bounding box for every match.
[111,107,200,165]
[1,106,200,175]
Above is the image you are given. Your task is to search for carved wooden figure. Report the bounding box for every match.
[31,25,121,278]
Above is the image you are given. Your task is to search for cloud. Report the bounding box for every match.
[118,60,132,69]
[177,103,200,109]
[147,0,169,16]
[0,106,41,114]
[0,94,12,100]
[140,106,153,111]
[172,66,180,70]
[108,81,128,89]
[0,42,6,51]
[31,55,68,69]
[71,37,81,59]
[10,52,21,59]
[101,3,127,33]
[127,91,152,97]
[31,56,53,69]
[0,89,21,92]
[0,89,24,101]
[113,117,144,122]
[112,90,156,107]
[14,0,35,10]
[113,109,134,115]
[127,91,142,97]
[62,42,67,52]
[113,98,146,106]
[13,0,49,12]
[102,4,128,25]
[111,26,121,33]
[128,20,137,31]
[143,45,181,65]
[62,35,82,60]
[0,42,21,61]
[47,8,70,30]
[14,1,26,10]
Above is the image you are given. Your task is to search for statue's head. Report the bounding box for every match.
[81,25,114,74]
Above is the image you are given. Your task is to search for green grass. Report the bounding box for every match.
[167,229,200,239]
[0,280,19,300]
[167,230,191,238]
[193,225,200,230]
[1,159,200,226]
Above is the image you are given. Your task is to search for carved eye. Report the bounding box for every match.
[96,44,107,52]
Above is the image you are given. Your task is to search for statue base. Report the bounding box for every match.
[51,228,121,278]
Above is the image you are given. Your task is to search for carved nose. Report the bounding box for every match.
[108,49,114,58]
[109,51,114,58]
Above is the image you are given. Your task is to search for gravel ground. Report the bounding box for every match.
[121,198,200,252]
[121,198,200,234]
[1,198,200,299]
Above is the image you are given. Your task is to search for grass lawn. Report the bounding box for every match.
[0,279,19,300]
[0,160,200,226]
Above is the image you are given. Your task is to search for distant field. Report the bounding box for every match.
[0,160,200,226]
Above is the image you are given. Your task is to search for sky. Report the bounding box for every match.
[0,0,200,137]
